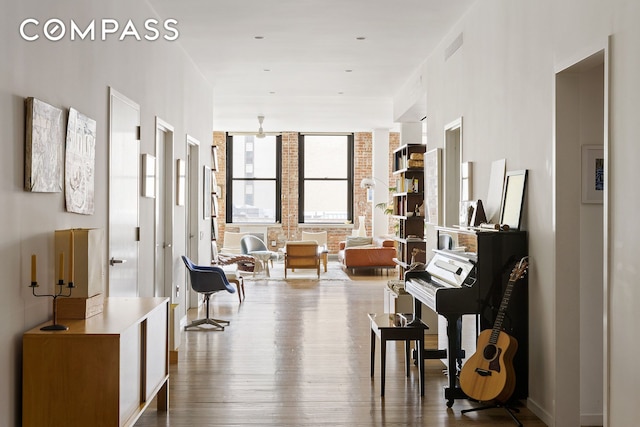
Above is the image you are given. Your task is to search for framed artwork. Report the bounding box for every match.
[582,145,604,204]
[425,148,442,225]
[176,159,186,206]
[211,145,219,171]
[203,165,211,219]
[485,159,506,223]
[141,154,156,198]
[65,107,97,214]
[461,161,472,201]
[500,170,528,230]
[24,97,65,192]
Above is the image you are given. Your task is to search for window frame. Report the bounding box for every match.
[298,133,354,224]
[225,133,282,224]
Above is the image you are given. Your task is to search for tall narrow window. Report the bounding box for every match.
[226,134,281,223]
[299,134,353,223]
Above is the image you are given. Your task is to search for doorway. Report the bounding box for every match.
[555,48,607,426]
[108,88,140,297]
[444,118,462,227]
[186,135,200,311]
[154,118,175,301]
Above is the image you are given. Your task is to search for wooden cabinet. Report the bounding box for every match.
[23,297,169,427]
[391,143,427,277]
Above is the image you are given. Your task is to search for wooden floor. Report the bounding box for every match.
[136,265,547,426]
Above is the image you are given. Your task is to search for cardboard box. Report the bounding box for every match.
[57,293,104,319]
[54,228,105,298]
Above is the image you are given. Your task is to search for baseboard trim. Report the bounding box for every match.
[527,397,553,426]
[581,413,603,426]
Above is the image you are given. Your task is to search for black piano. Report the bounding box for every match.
[405,227,528,407]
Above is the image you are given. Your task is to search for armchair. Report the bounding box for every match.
[212,241,252,302]
[284,241,320,278]
[182,256,236,331]
[220,231,249,254]
[301,231,328,272]
[240,235,278,277]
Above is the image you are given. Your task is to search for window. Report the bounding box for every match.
[226,134,281,223]
[299,134,354,223]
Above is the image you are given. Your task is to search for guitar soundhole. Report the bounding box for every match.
[483,344,497,361]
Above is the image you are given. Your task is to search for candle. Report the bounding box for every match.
[69,230,74,283]
[59,252,64,282]
[31,254,37,282]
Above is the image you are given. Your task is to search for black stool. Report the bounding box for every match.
[368,313,428,396]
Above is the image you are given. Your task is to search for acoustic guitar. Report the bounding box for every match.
[459,257,529,403]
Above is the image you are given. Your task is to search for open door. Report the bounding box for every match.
[108,88,140,297]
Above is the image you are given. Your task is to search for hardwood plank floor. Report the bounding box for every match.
[136,264,547,426]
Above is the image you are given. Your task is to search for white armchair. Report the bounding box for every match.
[301,231,328,272]
[220,231,249,254]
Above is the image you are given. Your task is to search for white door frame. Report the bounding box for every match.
[186,134,200,310]
[155,117,175,301]
[444,117,463,227]
[553,39,609,427]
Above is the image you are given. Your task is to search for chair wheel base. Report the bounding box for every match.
[185,318,230,331]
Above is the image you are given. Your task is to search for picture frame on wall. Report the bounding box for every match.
[176,159,186,206]
[24,97,65,192]
[211,145,219,171]
[500,169,528,230]
[424,148,442,225]
[581,145,604,204]
[65,107,97,214]
[141,154,156,198]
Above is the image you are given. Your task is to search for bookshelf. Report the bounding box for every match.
[391,143,427,277]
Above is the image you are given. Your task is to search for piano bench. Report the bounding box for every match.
[368,313,428,397]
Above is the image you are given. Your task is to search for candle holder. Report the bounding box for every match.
[30,280,75,331]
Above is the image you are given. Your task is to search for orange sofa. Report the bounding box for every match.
[338,236,397,273]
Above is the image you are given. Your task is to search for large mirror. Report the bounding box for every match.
[500,170,528,230]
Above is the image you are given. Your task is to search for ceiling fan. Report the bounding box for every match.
[229,115,280,138]
[256,115,266,139]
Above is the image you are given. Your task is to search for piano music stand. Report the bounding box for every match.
[461,401,523,427]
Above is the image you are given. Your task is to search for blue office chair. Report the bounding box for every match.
[182,256,236,331]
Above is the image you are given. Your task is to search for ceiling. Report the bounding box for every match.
[147,0,475,133]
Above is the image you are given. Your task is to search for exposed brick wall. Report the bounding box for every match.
[212,132,227,241]
[212,131,398,254]
[354,132,373,236]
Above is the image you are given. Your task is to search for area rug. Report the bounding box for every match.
[244,260,352,282]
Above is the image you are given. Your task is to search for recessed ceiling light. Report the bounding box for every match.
[356,36,366,40]
[254,36,264,40]
[338,92,344,95]
[264,69,271,72]
[269,91,276,94]
[345,69,353,73]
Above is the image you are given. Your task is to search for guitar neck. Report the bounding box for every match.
[489,278,516,344]
[488,256,528,345]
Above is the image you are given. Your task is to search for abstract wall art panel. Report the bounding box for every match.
[65,107,97,214]
[24,97,65,192]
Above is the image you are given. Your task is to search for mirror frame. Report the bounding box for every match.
[499,169,528,230]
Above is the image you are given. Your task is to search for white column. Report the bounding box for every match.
[372,129,390,237]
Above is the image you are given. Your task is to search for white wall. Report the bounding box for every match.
[398,0,640,425]
[0,2,213,425]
